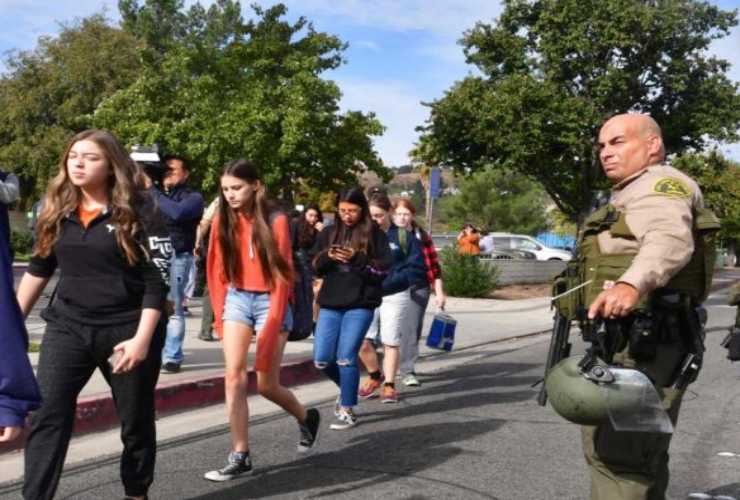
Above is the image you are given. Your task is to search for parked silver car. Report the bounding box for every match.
[485,233,573,261]
[431,233,536,260]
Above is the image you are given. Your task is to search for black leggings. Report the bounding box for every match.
[23,310,165,500]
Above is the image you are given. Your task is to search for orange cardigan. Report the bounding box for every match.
[207,212,293,372]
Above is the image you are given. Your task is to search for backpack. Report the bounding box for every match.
[288,256,314,341]
[279,213,314,341]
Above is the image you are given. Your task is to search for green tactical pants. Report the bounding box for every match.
[581,340,687,500]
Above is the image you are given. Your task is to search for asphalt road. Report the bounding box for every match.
[1,283,738,500]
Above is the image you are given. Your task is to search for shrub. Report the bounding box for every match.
[11,229,34,258]
[439,246,500,298]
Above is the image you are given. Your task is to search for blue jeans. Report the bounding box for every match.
[162,252,193,365]
[313,307,374,407]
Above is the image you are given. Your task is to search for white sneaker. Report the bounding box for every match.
[330,407,357,430]
[403,373,421,387]
[334,396,341,417]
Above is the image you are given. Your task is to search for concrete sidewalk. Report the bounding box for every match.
[3,269,555,453]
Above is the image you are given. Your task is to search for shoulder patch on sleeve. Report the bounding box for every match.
[653,178,691,198]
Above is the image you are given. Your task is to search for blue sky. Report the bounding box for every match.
[0,0,738,166]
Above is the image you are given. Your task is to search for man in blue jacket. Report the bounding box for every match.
[149,155,204,373]
[0,216,41,442]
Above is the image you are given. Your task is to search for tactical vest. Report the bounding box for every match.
[553,203,720,320]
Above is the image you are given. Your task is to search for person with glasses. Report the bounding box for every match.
[311,188,392,429]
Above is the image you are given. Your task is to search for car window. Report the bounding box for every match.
[492,237,510,249]
[516,239,541,251]
[509,238,535,251]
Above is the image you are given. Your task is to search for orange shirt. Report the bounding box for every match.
[458,233,481,255]
[207,212,293,372]
[78,206,102,228]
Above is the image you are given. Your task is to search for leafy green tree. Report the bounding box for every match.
[439,167,549,234]
[0,15,141,204]
[96,1,386,198]
[673,151,740,242]
[416,0,740,219]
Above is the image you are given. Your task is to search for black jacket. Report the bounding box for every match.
[27,193,173,325]
[312,223,392,310]
[149,184,204,254]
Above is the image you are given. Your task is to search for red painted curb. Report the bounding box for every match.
[0,358,321,454]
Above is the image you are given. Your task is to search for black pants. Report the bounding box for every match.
[23,310,165,500]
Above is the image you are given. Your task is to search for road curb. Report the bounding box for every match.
[0,325,554,456]
[0,359,323,454]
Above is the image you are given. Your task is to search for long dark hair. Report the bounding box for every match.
[216,159,292,287]
[296,202,321,249]
[328,187,375,255]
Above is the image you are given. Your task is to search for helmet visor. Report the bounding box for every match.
[601,368,674,434]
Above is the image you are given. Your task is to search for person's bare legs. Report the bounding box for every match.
[255,331,307,423]
[222,320,253,452]
[358,339,380,372]
[382,345,400,384]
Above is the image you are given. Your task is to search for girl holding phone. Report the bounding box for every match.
[312,187,392,429]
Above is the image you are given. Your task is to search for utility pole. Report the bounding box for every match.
[428,167,441,234]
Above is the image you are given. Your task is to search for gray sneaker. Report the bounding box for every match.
[204,452,253,482]
[330,407,357,430]
[403,373,421,387]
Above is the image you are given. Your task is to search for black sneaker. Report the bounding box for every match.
[297,408,320,453]
[161,362,181,374]
[198,330,217,341]
[204,452,253,482]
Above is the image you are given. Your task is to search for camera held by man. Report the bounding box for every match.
[130,144,166,188]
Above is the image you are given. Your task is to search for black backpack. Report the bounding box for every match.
[288,257,314,341]
[284,216,314,341]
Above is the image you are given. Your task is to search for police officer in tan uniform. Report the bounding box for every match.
[581,113,713,500]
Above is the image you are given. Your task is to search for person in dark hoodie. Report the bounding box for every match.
[0,169,20,264]
[15,129,172,500]
[312,188,392,430]
[149,154,204,373]
[358,189,427,404]
[0,215,41,443]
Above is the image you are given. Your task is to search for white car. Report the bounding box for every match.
[488,233,573,261]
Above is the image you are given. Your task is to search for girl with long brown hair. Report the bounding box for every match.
[358,189,427,403]
[204,159,320,481]
[15,129,172,500]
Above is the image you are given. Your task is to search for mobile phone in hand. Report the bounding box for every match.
[108,350,123,372]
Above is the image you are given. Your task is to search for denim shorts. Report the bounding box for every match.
[222,288,293,333]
